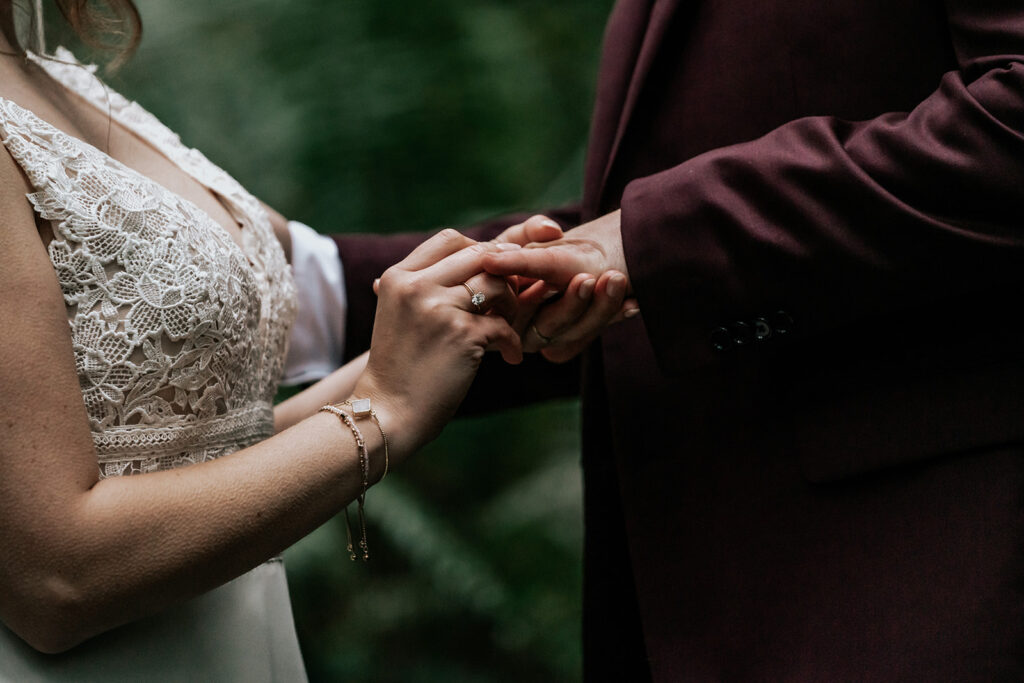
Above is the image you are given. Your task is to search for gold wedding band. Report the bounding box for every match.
[531,324,555,346]
[461,282,486,310]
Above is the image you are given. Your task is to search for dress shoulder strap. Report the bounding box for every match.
[30,48,249,208]
[0,95,78,193]
[32,48,188,158]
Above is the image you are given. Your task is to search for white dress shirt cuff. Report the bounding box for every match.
[281,220,348,385]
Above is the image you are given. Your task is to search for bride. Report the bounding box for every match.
[0,0,611,679]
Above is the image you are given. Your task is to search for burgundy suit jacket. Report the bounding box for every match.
[334,0,1024,679]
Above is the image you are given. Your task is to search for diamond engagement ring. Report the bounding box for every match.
[461,282,486,310]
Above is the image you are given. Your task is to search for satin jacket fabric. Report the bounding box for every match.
[334,0,1024,679]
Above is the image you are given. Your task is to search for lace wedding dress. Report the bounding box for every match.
[0,50,306,682]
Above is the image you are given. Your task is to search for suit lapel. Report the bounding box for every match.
[584,0,654,210]
[595,0,683,204]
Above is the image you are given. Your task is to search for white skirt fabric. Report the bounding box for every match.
[0,560,307,682]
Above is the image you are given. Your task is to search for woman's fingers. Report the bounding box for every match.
[455,273,518,322]
[400,214,562,275]
[472,313,524,365]
[418,240,520,287]
[396,228,478,271]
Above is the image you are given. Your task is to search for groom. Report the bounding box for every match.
[311,0,1024,679]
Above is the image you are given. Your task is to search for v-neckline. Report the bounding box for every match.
[22,50,254,260]
[0,92,255,268]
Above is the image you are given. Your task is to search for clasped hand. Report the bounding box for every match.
[486,211,637,363]
[370,211,637,364]
[358,213,635,457]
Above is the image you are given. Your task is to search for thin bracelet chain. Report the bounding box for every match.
[319,404,370,561]
[341,399,389,480]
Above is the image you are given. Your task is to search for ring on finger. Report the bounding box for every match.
[531,324,555,346]
[460,282,486,311]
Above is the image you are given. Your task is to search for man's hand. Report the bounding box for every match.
[483,210,638,363]
[485,210,628,289]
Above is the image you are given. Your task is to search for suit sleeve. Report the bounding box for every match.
[332,205,583,415]
[621,3,1024,375]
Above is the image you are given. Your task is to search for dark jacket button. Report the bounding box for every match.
[730,321,753,346]
[754,318,772,340]
[711,326,734,352]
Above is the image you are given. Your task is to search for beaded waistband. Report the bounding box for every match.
[92,403,275,462]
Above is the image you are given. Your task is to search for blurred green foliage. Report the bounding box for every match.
[89,0,613,680]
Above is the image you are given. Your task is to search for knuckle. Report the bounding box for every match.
[424,296,450,319]
[377,268,401,292]
[447,315,473,339]
[392,274,423,300]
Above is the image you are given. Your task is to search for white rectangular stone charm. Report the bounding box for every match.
[349,398,372,417]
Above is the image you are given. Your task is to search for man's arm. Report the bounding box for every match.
[488,3,1024,376]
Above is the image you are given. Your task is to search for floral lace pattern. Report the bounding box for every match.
[0,51,296,477]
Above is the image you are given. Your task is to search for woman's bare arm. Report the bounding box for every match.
[0,148,519,653]
[0,148,380,650]
[274,351,368,432]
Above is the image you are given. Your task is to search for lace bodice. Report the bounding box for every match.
[0,50,296,477]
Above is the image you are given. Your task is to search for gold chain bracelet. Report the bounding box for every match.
[319,404,370,561]
[340,398,390,480]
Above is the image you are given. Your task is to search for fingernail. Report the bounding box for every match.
[495,242,521,251]
[541,219,562,231]
[607,274,626,298]
[624,306,640,319]
[373,278,380,289]
[578,278,596,300]
[542,287,561,300]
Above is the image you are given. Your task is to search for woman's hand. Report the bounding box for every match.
[353,229,522,459]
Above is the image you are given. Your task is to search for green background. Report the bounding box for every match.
[75,0,614,680]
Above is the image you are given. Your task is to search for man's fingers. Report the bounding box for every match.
[611,298,641,324]
[541,339,590,364]
[521,273,594,353]
[531,270,631,362]
[555,271,626,344]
